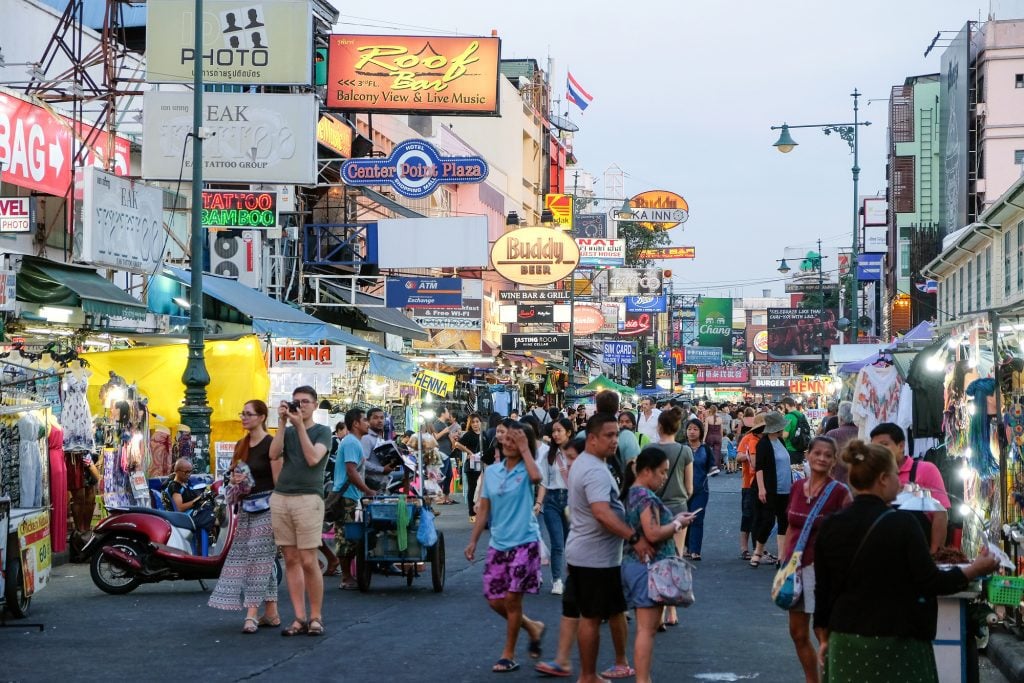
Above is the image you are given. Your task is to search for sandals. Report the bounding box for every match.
[307,617,325,636]
[689,553,702,561]
[281,620,308,636]
[601,664,637,679]
[492,658,520,673]
[534,661,572,677]
[740,550,752,561]
[257,615,281,628]
[528,623,546,659]
[242,617,259,634]
[749,553,762,568]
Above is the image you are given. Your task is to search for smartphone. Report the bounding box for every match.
[688,508,704,516]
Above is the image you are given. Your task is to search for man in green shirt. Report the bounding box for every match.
[270,385,333,636]
[779,396,806,465]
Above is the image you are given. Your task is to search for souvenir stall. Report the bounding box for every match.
[92,371,153,510]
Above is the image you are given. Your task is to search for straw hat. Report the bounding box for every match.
[750,413,767,433]
[763,411,787,434]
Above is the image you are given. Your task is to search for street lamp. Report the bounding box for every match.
[770,89,871,343]
[778,238,829,375]
[180,0,212,470]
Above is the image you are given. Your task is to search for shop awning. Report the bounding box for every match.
[161,266,407,362]
[17,256,148,319]
[319,281,428,340]
[579,374,636,395]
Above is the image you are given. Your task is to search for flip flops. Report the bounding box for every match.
[601,664,637,679]
[492,658,520,673]
[534,661,571,677]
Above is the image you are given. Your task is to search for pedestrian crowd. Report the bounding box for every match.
[199,386,1000,683]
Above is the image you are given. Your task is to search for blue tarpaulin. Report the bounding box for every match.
[368,352,418,382]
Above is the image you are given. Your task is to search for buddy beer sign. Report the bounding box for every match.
[491,227,580,286]
[340,139,487,199]
[327,35,501,115]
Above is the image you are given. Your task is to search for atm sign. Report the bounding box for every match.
[202,190,278,229]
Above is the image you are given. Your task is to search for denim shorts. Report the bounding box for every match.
[620,559,659,608]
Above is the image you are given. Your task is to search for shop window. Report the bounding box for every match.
[1017,73,1024,88]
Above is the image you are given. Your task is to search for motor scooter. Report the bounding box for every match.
[84,481,277,595]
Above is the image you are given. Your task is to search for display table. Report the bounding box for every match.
[934,580,982,683]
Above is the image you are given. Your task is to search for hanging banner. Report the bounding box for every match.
[576,238,625,266]
[625,295,666,313]
[385,277,463,308]
[340,139,488,199]
[0,269,16,312]
[326,34,501,114]
[74,166,167,275]
[411,298,482,351]
[201,190,278,229]
[141,92,317,184]
[0,197,34,233]
[412,369,456,397]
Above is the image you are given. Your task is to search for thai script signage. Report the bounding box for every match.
[201,190,278,229]
[576,237,625,266]
[695,367,749,383]
[326,34,501,114]
[491,226,579,286]
[340,139,487,199]
[146,0,313,85]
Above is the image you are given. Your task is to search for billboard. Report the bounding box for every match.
[326,35,501,115]
[576,238,625,267]
[141,92,317,184]
[939,22,971,234]
[411,297,482,351]
[376,216,488,269]
[747,324,768,361]
[697,297,733,352]
[625,295,666,313]
[767,308,838,361]
[145,0,313,85]
[607,268,663,297]
[491,226,580,286]
[603,341,636,364]
[73,167,167,275]
[730,330,746,355]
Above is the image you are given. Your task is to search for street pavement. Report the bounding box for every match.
[1,472,1010,682]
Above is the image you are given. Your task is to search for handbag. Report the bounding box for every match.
[656,444,685,499]
[241,491,272,514]
[647,555,696,607]
[771,481,839,609]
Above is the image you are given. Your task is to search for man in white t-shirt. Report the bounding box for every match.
[635,398,661,443]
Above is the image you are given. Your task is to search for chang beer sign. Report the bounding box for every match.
[697,297,733,354]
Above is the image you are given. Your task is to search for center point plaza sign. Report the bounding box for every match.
[340,139,487,199]
[202,190,278,229]
[326,35,501,115]
[491,226,580,286]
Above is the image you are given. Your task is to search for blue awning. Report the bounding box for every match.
[368,351,418,382]
[161,266,405,360]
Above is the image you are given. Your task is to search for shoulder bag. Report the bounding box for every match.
[771,480,839,609]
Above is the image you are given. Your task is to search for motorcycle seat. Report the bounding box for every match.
[126,506,195,531]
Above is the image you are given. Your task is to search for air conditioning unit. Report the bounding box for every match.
[209,230,262,288]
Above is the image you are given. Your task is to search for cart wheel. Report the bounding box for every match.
[355,542,371,592]
[430,532,445,593]
[4,554,31,618]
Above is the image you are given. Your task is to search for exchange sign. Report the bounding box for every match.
[202,190,278,229]
[385,277,462,308]
[340,139,488,199]
[326,35,501,115]
[491,227,580,286]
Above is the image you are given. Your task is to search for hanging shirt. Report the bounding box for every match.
[851,364,902,439]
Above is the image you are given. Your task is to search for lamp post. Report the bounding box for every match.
[770,89,870,342]
[180,0,212,470]
[778,238,829,375]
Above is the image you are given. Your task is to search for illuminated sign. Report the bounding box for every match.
[617,190,690,230]
[636,246,695,259]
[316,113,352,157]
[202,190,278,228]
[754,330,769,354]
[576,238,625,266]
[620,312,654,337]
[0,198,34,233]
[545,194,573,230]
[385,277,462,308]
[340,139,487,199]
[271,344,345,369]
[607,268,663,297]
[412,369,456,397]
[327,34,501,114]
[491,226,580,286]
[497,289,570,302]
[603,341,636,364]
[569,304,605,335]
[625,296,666,313]
[501,333,570,351]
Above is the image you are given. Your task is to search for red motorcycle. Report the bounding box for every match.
[83,483,277,594]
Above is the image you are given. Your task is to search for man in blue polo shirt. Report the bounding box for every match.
[333,407,377,590]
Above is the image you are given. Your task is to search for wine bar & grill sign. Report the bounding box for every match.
[202,190,278,228]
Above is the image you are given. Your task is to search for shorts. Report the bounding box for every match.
[563,564,627,620]
[332,498,359,557]
[483,541,542,600]
[270,492,324,550]
[793,564,816,614]
[620,559,659,609]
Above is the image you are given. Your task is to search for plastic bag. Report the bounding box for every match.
[417,506,438,547]
[540,537,550,566]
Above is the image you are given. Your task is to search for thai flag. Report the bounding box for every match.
[566,72,593,112]
[915,279,938,294]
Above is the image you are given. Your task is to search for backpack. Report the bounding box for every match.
[790,412,812,452]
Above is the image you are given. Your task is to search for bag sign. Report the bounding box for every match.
[340,139,487,199]
[202,190,278,229]
[491,227,580,286]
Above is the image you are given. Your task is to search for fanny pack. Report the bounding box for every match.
[241,491,273,514]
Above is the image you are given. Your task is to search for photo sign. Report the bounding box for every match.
[603,341,636,364]
[0,198,34,233]
[327,35,501,114]
[340,139,487,199]
[202,190,278,229]
[576,238,625,267]
[491,227,580,286]
[142,92,317,184]
[385,277,462,308]
[145,0,313,85]
[501,333,570,351]
[73,167,167,275]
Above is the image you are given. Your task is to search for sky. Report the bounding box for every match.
[333,0,1016,298]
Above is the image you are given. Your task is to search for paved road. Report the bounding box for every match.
[1,473,1009,682]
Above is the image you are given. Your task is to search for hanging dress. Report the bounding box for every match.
[62,375,96,453]
[18,411,45,508]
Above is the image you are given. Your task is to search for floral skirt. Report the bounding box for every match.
[208,509,278,610]
[825,632,938,683]
[482,541,541,600]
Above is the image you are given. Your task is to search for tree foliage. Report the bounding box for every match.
[617,221,673,267]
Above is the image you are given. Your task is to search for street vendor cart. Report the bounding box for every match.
[351,494,445,593]
[2,500,51,620]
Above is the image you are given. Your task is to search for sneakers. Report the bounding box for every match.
[708,467,721,477]
[551,579,564,595]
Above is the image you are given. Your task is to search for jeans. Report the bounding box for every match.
[441,458,453,495]
[464,466,481,516]
[685,487,709,555]
[541,489,569,581]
